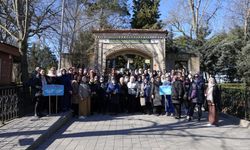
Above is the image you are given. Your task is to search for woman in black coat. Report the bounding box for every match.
[188,74,204,121]
[151,77,163,115]
[171,75,184,119]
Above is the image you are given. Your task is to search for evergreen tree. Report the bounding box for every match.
[72,31,95,68]
[28,43,58,72]
[85,0,130,29]
[131,0,162,29]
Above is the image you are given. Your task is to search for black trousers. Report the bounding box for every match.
[128,94,136,113]
[71,103,79,117]
[173,103,181,118]
[188,103,202,119]
[34,96,43,117]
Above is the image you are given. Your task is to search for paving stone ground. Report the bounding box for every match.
[0,113,69,150]
[38,113,250,150]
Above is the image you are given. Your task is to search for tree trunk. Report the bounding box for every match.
[19,38,29,84]
[245,9,250,41]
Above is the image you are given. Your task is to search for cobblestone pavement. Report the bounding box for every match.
[38,113,250,150]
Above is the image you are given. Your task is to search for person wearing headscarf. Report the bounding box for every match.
[127,76,138,113]
[71,75,81,117]
[205,77,221,126]
[46,67,59,113]
[118,77,128,113]
[78,76,91,119]
[89,75,99,114]
[99,76,108,114]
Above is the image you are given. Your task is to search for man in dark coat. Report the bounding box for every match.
[59,69,72,112]
[171,75,184,119]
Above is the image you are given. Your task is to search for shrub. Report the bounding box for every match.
[219,85,249,120]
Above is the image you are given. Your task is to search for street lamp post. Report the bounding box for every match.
[58,0,66,69]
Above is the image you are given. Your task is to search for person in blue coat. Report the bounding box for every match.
[106,77,120,115]
[162,75,174,116]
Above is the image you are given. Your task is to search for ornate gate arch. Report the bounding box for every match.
[93,29,167,74]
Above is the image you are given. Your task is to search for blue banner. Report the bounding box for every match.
[159,85,172,95]
[43,84,64,96]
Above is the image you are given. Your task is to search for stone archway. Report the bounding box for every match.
[105,48,153,71]
[93,29,167,74]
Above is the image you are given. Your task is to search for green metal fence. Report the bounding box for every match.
[220,84,250,121]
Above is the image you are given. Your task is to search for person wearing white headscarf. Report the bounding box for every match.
[127,76,138,113]
[205,77,221,126]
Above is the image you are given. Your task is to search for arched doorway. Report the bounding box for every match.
[105,48,153,72]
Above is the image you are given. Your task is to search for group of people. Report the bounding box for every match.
[29,66,221,126]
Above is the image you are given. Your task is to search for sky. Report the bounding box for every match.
[128,0,230,37]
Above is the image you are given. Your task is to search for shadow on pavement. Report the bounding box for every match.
[38,113,250,149]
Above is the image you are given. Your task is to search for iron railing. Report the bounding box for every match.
[220,85,250,121]
[0,85,22,124]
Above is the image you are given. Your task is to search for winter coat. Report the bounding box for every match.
[33,75,43,97]
[151,81,162,106]
[106,83,120,103]
[99,82,108,98]
[119,83,128,97]
[142,83,151,102]
[127,82,138,95]
[59,74,72,94]
[183,80,191,101]
[89,82,99,97]
[197,78,205,104]
[79,83,91,99]
[189,81,198,103]
[46,75,59,84]
[71,80,80,104]
[106,83,120,95]
[171,80,184,104]
[206,85,221,111]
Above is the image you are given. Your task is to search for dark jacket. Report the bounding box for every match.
[197,78,205,104]
[47,76,59,84]
[33,75,42,97]
[151,81,162,106]
[119,83,128,97]
[189,81,198,103]
[106,83,120,94]
[183,79,191,101]
[171,80,184,104]
[211,85,221,111]
[59,74,72,94]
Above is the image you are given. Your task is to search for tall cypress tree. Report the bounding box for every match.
[131,0,162,29]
